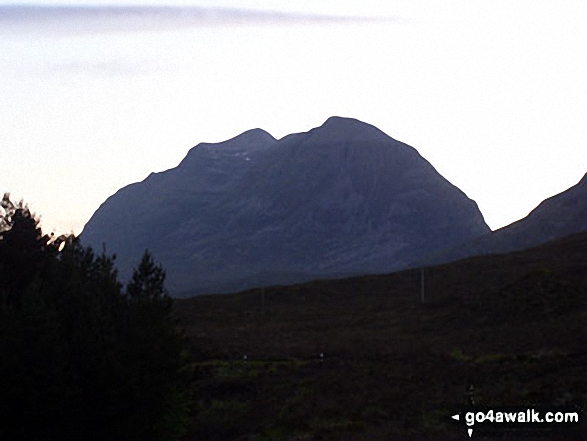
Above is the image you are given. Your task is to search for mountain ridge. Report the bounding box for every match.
[81,116,489,295]
[418,171,587,266]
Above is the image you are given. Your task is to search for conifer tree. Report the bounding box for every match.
[0,195,190,440]
[127,249,171,308]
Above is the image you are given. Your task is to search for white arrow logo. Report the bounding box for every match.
[450,412,472,437]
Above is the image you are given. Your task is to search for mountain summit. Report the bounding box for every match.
[81,117,489,295]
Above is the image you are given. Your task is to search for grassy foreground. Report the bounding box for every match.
[174,232,587,440]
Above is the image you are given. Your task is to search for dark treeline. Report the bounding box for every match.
[0,194,190,440]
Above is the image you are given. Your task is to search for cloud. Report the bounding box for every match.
[0,5,400,36]
[0,4,403,77]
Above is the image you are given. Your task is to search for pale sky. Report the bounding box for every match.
[1,1,586,236]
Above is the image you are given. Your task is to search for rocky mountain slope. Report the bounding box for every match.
[81,117,489,295]
[419,172,587,266]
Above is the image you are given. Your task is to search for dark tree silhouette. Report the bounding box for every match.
[0,194,190,441]
[127,249,171,306]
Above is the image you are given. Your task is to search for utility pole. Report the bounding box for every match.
[420,268,425,303]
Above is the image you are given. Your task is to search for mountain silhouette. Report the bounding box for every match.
[81,117,489,295]
[420,172,587,266]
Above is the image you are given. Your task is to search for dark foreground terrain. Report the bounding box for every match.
[174,232,587,440]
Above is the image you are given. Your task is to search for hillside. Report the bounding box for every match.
[81,117,489,295]
[175,230,587,440]
[419,172,587,266]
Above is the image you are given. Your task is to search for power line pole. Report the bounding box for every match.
[420,268,425,303]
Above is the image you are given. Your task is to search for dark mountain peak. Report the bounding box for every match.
[179,127,275,168]
[229,128,276,144]
[312,116,389,138]
[322,115,371,129]
[207,127,276,151]
[81,118,489,295]
[307,116,392,144]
